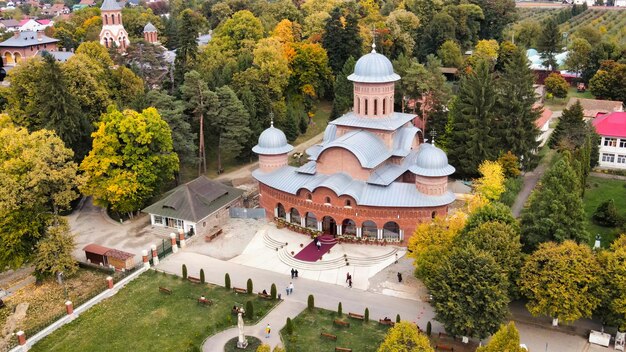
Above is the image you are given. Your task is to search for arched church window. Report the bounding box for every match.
[104,15,108,25]
[374,99,378,115]
[364,99,368,115]
[325,197,331,204]
[118,14,121,24]
[357,97,360,114]
[382,98,386,114]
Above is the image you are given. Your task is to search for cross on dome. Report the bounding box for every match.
[270,112,274,127]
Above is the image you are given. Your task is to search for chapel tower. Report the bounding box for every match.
[99,0,129,50]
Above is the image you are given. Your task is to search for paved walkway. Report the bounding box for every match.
[511,150,554,218]
[590,171,626,181]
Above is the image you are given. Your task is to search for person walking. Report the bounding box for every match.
[348,277,352,288]
[286,285,290,296]
[265,324,271,338]
[289,282,294,295]
[397,272,403,283]
[316,239,321,251]
[346,272,350,283]
[294,269,299,278]
[291,268,295,279]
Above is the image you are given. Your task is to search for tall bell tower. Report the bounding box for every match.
[99,0,130,51]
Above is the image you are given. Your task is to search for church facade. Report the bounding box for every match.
[99,0,129,50]
[252,46,455,244]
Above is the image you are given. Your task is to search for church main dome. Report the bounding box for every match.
[409,143,456,177]
[347,45,401,83]
[252,124,294,155]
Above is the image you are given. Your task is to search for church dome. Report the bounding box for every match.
[143,22,157,33]
[409,143,456,177]
[347,45,401,83]
[252,124,294,155]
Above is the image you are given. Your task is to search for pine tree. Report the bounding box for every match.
[496,47,540,169]
[214,86,252,172]
[549,100,587,149]
[331,56,356,119]
[174,9,202,87]
[520,156,589,251]
[537,17,562,71]
[448,60,498,177]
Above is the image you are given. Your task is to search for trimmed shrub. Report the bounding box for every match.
[285,317,294,335]
[426,321,432,336]
[593,199,623,227]
[364,308,369,322]
[256,344,271,352]
[273,347,286,352]
[247,278,253,294]
[396,314,400,323]
[225,273,231,289]
[307,294,314,310]
[182,264,187,279]
[246,300,254,319]
[200,269,205,284]
[270,283,277,299]
[337,302,342,316]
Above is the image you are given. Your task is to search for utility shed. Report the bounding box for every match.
[83,244,111,267]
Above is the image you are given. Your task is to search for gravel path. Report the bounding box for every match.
[512,151,554,218]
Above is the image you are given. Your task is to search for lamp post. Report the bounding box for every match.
[594,234,601,249]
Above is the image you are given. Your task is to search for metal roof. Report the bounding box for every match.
[36,50,74,62]
[330,111,416,131]
[100,0,121,11]
[312,130,390,169]
[252,125,293,155]
[143,22,157,32]
[347,47,401,83]
[296,161,316,175]
[142,176,244,222]
[392,126,418,157]
[0,31,59,47]
[83,244,111,256]
[322,124,337,143]
[367,163,407,186]
[409,143,456,177]
[253,167,455,208]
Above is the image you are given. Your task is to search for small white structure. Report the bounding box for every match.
[615,331,625,351]
[615,0,626,6]
[589,330,611,347]
[593,112,626,170]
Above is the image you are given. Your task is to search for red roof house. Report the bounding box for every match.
[592,112,626,170]
[593,112,626,138]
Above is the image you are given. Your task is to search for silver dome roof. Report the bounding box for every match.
[252,124,293,155]
[409,143,455,177]
[144,22,157,32]
[347,45,401,83]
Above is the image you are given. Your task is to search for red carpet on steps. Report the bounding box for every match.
[294,235,337,262]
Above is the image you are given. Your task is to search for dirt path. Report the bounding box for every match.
[512,151,555,218]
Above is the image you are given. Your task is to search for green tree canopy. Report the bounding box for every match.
[544,72,568,99]
[549,100,586,149]
[322,6,362,73]
[476,322,525,352]
[537,18,561,71]
[437,40,464,69]
[331,56,356,119]
[377,321,434,352]
[463,201,518,234]
[33,217,77,280]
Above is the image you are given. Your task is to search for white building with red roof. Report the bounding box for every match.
[592,111,626,170]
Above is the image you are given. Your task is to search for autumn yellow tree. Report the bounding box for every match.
[474,160,505,202]
[377,321,434,352]
[476,322,526,352]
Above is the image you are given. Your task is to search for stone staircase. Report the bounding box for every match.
[263,231,288,251]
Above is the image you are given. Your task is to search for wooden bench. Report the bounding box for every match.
[436,345,454,351]
[348,312,364,320]
[333,319,350,327]
[197,297,213,306]
[205,228,223,242]
[335,348,352,352]
[257,292,272,300]
[378,319,395,326]
[320,332,337,341]
[233,287,248,294]
[188,276,201,284]
[159,287,172,295]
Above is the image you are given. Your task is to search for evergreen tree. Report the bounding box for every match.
[549,100,587,149]
[174,9,202,87]
[214,86,252,172]
[429,244,509,339]
[537,18,562,71]
[448,60,497,177]
[520,156,589,251]
[284,111,300,142]
[496,47,540,169]
[322,7,362,73]
[331,56,356,119]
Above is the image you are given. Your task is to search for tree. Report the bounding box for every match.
[476,322,525,352]
[597,235,626,329]
[447,60,498,177]
[0,116,78,269]
[495,47,541,169]
[497,152,521,178]
[247,278,253,294]
[332,56,356,119]
[444,4,484,50]
[322,7,362,73]
[463,202,518,234]
[289,42,332,100]
[437,40,464,69]
[549,100,586,148]
[200,269,205,283]
[589,60,626,103]
[182,264,188,279]
[377,321,434,352]
[213,86,252,172]
[469,39,499,66]
[474,160,505,202]
[385,9,421,58]
[285,317,294,335]
[79,107,179,215]
[565,38,592,77]
[308,294,315,310]
[75,41,114,69]
[271,283,277,299]
[225,273,231,289]
[256,344,271,352]
[537,18,562,71]
[544,73,568,99]
[420,12,456,59]
[469,0,516,40]
[110,66,145,108]
[173,9,203,86]
[253,37,291,98]
[520,156,588,251]
[494,41,518,72]
[246,300,254,318]
[337,302,342,316]
[519,241,602,325]
[593,199,623,227]
[123,39,168,88]
[33,218,77,280]
[429,244,509,339]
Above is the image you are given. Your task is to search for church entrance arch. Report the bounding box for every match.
[321,216,336,236]
[4,52,13,65]
[305,212,317,230]
[342,219,356,236]
[383,221,400,241]
[276,203,286,219]
[13,52,21,64]
[290,208,300,225]
[362,220,377,239]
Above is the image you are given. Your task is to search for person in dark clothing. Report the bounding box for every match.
[348,278,352,288]
[291,268,295,279]
[294,269,299,278]
[397,272,403,283]
[346,272,350,283]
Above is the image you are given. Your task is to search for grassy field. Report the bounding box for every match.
[30,270,278,352]
[583,176,626,247]
[293,100,331,146]
[281,308,390,352]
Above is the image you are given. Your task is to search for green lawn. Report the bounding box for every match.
[293,101,331,146]
[31,271,278,352]
[543,87,594,110]
[583,176,626,247]
[281,308,390,352]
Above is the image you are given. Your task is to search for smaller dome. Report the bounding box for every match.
[143,22,157,33]
[252,124,294,155]
[409,143,455,177]
[347,45,401,83]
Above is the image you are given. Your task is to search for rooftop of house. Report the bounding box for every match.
[36,50,74,62]
[567,97,623,118]
[593,111,626,138]
[0,19,19,27]
[535,107,552,129]
[0,31,59,47]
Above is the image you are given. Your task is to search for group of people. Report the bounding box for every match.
[286,282,294,295]
[290,268,299,279]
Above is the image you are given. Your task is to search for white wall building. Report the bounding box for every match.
[593,112,626,170]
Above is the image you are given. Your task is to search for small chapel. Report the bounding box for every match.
[99,0,129,50]
[252,45,456,245]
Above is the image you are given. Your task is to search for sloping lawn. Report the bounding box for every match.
[281,308,389,352]
[31,270,278,352]
[583,176,626,246]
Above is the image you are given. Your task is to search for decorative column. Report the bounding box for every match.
[399,229,404,241]
[300,217,305,227]
[142,250,149,269]
[286,212,291,222]
[274,207,278,217]
[151,245,159,266]
[16,331,25,346]
[170,233,178,253]
[65,301,73,315]
[337,225,342,235]
[178,229,186,248]
[356,227,362,238]
[106,276,114,289]
[377,228,383,240]
[317,221,322,231]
